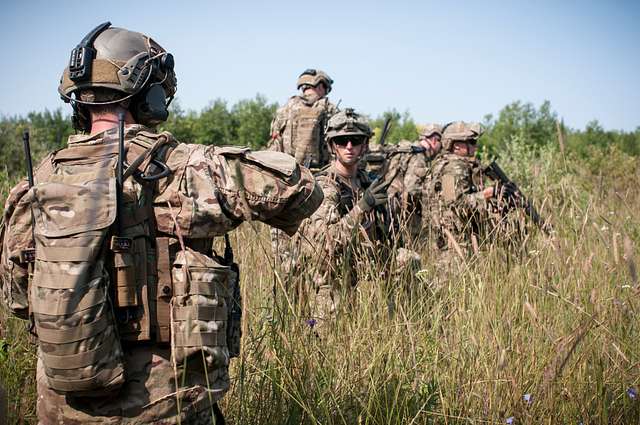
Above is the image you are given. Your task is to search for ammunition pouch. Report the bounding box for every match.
[171,248,231,370]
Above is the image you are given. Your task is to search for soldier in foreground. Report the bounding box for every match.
[297,109,398,321]
[428,121,516,260]
[0,23,322,424]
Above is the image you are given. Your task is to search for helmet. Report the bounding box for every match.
[58,22,177,131]
[420,123,443,139]
[296,69,333,93]
[325,108,372,142]
[441,121,483,150]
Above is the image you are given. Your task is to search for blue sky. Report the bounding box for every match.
[1,0,638,131]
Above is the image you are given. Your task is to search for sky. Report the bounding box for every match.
[1,0,639,131]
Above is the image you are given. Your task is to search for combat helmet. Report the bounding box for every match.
[58,22,177,131]
[441,121,483,150]
[297,69,333,93]
[325,108,372,143]
[420,123,443,139]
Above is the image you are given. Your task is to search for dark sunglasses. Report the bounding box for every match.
[333,137,365,147]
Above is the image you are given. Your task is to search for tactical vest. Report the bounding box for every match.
[282,97,330,168]
[429,154,484,250]
[20,129,242,395]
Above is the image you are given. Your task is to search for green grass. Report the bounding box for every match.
[1,142,639,424]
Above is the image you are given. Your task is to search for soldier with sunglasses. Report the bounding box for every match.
[295,109,395,323]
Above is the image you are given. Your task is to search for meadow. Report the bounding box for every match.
[1,103,639,424]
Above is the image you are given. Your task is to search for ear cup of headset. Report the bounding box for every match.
[132,84,169,127]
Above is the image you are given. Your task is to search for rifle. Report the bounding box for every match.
[483,161,552,235]
[362,118,392,177]
[378,117,392,147]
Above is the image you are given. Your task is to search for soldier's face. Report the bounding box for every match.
[452,141,477,157]
[423,135,442,153]
[333,138,366,165]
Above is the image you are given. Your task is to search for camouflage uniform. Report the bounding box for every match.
[0,125,321,424]
[428,123,489,258]
[0,23,322,425]
[384,140,439,243]
[268,70,337,276]
[268,95,337,168]
[298,164,389,320]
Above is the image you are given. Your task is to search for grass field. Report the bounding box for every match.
[1,141,639,424]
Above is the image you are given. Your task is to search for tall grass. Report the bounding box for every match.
[1,140,639,424]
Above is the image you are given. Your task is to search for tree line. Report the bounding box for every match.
[1,96,638,188]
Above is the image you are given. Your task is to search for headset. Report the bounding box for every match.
[62,22,176,131]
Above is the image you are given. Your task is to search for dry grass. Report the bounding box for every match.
[1,143,640,424]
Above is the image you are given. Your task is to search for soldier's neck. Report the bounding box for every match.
[334,160,358,179]
[90,111,136,136]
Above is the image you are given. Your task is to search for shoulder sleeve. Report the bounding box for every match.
[154,144,323,238]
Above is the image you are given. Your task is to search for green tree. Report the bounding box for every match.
[232,95,277,149]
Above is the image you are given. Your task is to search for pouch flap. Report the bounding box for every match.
[244,150,295,177]
[215,146,251,157]
[173,248,228,270]
[32,170,117,237]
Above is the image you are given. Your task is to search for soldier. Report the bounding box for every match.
[297,108,393,321]
[268,68,338,169]
[269,69,337,276]
[0,23,322,424]
[428,121,515,259]
[378,124,443,243]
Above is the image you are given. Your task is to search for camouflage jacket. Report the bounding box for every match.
[428,152,488,249]
[385,140,438,212]
[268,93,338,168]
[298,164,388,264]
[0,124,323,424]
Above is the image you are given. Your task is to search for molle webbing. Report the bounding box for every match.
[29,168,125,395]
[155,236,174,343]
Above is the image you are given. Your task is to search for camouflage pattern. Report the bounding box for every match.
[420,123,443,138]
[427,152,488,255]
[1,124,322,424]
[383,141,439,243]
[268,93,338,169]
[297,164,389,321]
[296,69,333,93]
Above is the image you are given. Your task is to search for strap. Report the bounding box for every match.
[36,314,110,343]
[173,280,228,297]
[54,143,119,162]
[174,331,227,348]
[31,286,107,315]
[33,270,92,289]
[173,305,227,322]
[155,237,173,342]
[46,364,124,392]
[40,333,117,369]
[36,245,100,262]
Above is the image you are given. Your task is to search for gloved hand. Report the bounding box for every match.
[493,181,518,200]
[358,177,389,212]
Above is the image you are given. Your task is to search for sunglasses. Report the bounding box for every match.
[332,137,366,147]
